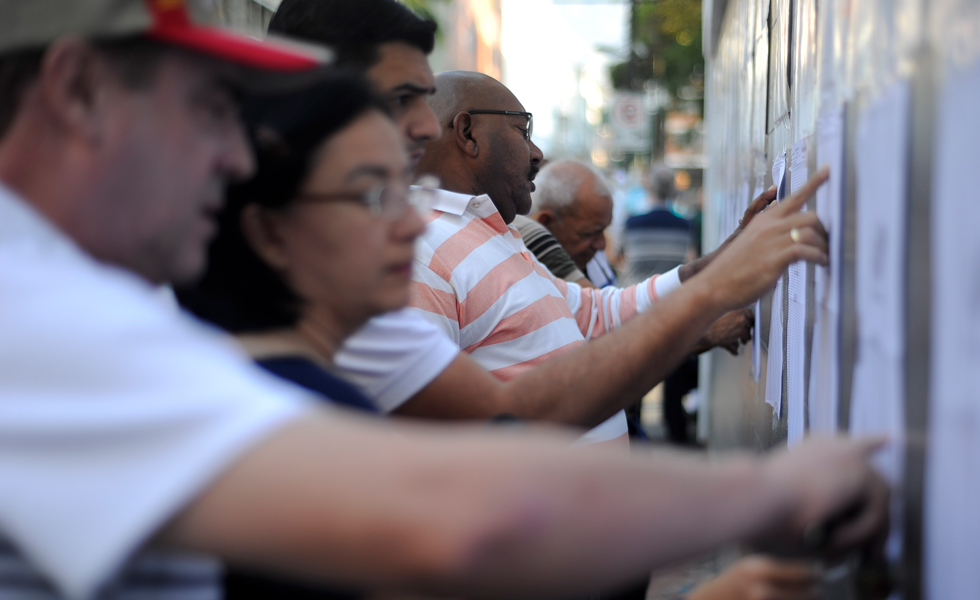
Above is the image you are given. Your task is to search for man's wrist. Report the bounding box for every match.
[678,261,696,283]
[679,250,715,283]
[681,273,727,321]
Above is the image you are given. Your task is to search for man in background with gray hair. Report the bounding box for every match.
[529,159,753,444]
[529,159,752,356]
[529,159,618,286]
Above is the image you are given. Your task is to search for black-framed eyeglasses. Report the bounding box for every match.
[460,110,533,141]
[296,175,439,220]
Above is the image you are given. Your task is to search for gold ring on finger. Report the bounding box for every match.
[790,228,802,243]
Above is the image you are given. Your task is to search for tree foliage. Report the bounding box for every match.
[610,0,704,111]
[399,0,448,19]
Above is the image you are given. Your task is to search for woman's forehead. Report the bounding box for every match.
[313,113,405,177]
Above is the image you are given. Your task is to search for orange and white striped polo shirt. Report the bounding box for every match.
[408,189,669,450]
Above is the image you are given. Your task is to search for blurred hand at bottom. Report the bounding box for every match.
[687,555,819,600]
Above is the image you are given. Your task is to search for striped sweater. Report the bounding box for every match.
[408,190,668,448]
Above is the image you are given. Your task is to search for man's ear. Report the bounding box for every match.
[240,205,291,271]
[38,38,118,146]
[535,210,556,227]
[451,112,479,158]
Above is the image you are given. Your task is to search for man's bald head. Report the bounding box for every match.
[427,71,515,124]
[417,70,542,224]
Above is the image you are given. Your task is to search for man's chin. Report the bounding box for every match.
[159,248,210,287]
[576,257,594,272]
[515,195,533,216]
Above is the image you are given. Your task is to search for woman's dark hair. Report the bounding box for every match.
[176,71,389,333]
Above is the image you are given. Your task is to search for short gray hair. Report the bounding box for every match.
[530,159,611,216]
[646,164,676,201]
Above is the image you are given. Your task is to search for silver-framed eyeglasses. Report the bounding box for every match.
[465,110,533,141]
[296,175,439,220]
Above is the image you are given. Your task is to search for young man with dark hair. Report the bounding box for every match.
[270,0,440,168]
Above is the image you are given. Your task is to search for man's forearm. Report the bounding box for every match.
[159,413,797,599]
[397,274,728,427]
[501,275,727,427]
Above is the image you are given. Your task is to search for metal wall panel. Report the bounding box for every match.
[701,0,976,598]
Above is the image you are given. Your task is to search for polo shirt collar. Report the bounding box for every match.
[431,188,491,216]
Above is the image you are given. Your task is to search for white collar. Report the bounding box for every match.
[431,188,494,217]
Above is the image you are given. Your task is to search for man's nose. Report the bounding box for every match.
[409,102,441,143]
[594,232,607,251]
[529,139,544,165]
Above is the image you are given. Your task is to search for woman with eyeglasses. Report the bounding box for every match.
[176,73,433,599]
[178,73,432,417]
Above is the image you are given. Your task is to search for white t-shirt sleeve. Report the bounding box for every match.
[334,309,460,413]
[0,252,312,600]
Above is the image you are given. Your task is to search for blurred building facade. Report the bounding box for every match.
[214,0,276,37]
[212,0,501,80]
[428,0,502,78]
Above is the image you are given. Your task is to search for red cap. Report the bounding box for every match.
[145,0,328,73]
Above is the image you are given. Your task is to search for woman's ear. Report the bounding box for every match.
[240,205,291,271]
[451,112,479,158]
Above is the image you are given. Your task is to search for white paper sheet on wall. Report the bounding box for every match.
[765,281,784,417]
[786,139,809,446]
[773,152,787,200]
[724,189,734,239]
[851,78,910,565]
[765,152,788,416]
[808,106,845,434]
[752,180,766,382]
[927,58,980,600]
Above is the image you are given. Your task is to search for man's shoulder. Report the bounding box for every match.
[340,309,461,362]
[334,309,461,412]
[348,308,449,339]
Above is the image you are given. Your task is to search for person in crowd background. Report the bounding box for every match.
[529,158,753,356]
[512,213,591,285]
[532,160,743,445]
[626,165,710,446]
[527,158,750,448]
[620,165,693,285]
[528,158,618,286]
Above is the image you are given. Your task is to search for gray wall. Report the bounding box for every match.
[702,0,980,598]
